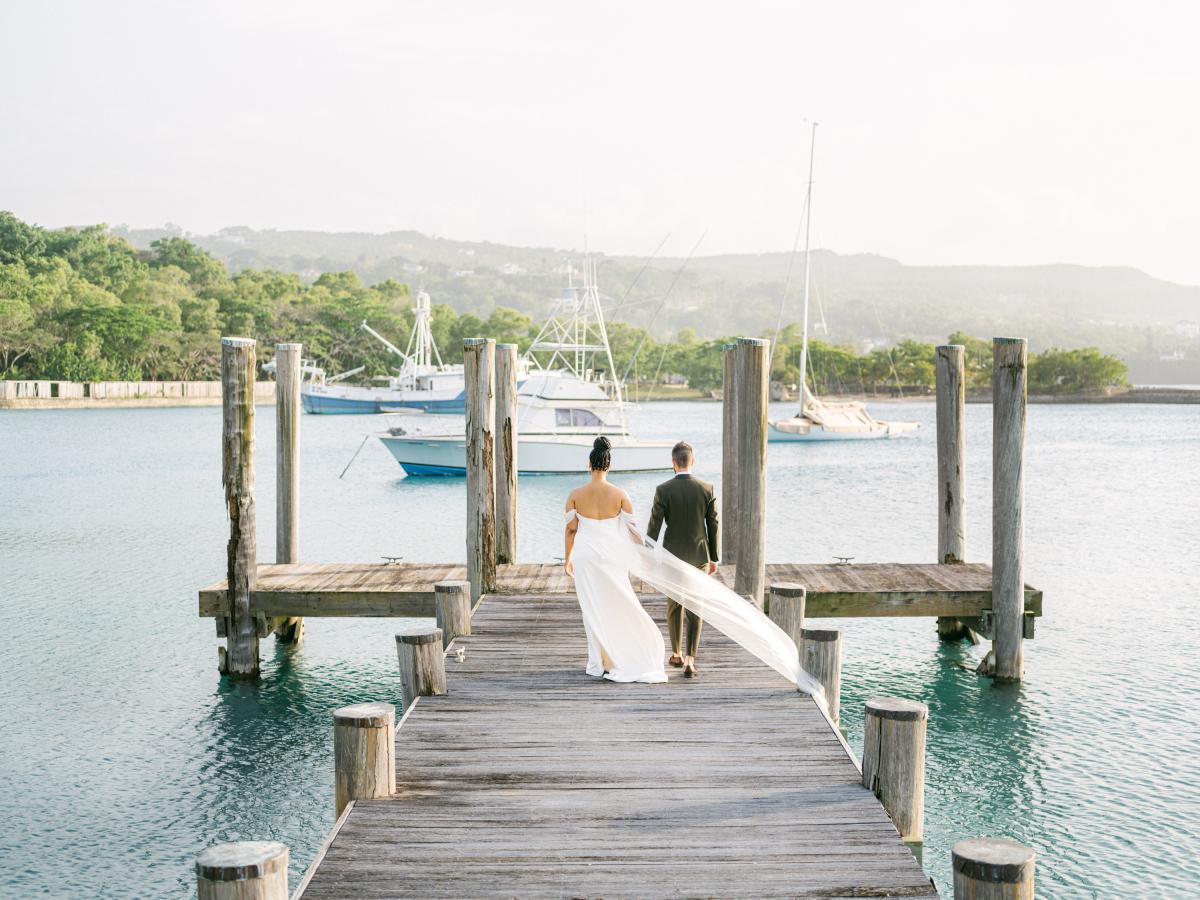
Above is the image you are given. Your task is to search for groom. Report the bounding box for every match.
[646,441,719,679]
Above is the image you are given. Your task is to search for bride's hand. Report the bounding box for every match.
[565,558,574,577]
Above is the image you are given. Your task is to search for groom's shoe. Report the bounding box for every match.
[669,654,684,668]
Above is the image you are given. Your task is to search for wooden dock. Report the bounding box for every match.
[198,561,1043,621]
[193,337,1043,896]
[295,593,940,899]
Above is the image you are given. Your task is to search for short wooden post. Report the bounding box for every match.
[464,338,497,600]
[196,841,288,900]
[494,343,519,566]
[395,626,447,709]
[435,579,472,648]
[733,337,768,603]
[800,628,842,725]
[862,697,927,842]
[992,337,1027,681]
[333,702,396,817]
[221,336,259,678]
[935,344,970,641]
[274,342,303,644]
[767,583,805,651]
[952,837,1035,899]
[721,343,739,564]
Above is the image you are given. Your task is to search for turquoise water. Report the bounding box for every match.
[1,400,1198,897]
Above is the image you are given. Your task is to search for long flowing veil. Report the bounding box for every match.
[613,511,829,714]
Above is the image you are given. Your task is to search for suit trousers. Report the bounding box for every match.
[666,570,704,657]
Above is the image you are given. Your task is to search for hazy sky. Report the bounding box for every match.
[3,1,1199,283]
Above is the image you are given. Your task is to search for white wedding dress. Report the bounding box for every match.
[568,509,669,683]
[567,508,829,713]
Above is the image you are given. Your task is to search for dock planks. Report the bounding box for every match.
[297,594,940,899]
[199,561,1043,620]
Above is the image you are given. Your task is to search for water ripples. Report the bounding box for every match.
[1,402,1197,896]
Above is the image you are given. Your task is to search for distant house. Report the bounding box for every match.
[402,262,427,274]
[499,263,524,276]
[453,269,475,277]
[299,268,323,280]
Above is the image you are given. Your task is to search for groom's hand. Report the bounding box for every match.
[706,561,718,575]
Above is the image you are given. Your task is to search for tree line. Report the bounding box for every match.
[1,212,1127,395]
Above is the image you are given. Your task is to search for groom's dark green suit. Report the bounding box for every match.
[646,473,720,658]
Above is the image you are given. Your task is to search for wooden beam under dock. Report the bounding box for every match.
[199,561,1043,621]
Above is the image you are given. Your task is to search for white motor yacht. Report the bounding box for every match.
[378,262,674,475]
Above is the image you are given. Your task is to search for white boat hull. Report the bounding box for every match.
[767,419,919,442]
[380,433,674,475]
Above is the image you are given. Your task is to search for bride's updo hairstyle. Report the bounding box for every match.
[589,436,612,471]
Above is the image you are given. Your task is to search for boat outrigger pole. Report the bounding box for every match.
[360,321,406,358]
[359,290,447,372]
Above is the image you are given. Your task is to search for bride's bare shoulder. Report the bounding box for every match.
[617,486,634,513]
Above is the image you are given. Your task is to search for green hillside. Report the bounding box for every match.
[108,224,1200,382]
[0,212,1132,395]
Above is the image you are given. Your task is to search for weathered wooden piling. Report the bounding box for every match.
[935,344,970,642]
[435,579,472,648]
[333,702,396,817]
[273,342,303,644]
[992,337,1027,681]
[768,583,805,650]
[952,837,1035,899]
[733,337,769,603]
[494,342,519,566]
[800,628,842,725]
[862,697,927,842]
[220,336,259,678]
[464,338,497,600]
[721,343,739,564]
[395,626,447,709]
[196,841,288,900]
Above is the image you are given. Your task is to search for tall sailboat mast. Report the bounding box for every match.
[766,123,921,442]
[797,122,817,416]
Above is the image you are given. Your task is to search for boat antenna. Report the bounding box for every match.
[796,121,818,416]
[619,229,706,386]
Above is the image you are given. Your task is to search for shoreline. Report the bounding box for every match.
[2,381,1196,410]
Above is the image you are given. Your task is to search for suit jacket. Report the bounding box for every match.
[646,473,720,569]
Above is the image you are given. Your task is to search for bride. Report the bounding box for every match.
[564,437,668,683]
[564,438,829,709]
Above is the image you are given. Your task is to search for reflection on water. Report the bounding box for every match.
[1,400,1198,896]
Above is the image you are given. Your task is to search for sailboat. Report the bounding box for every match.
[300,291,467,414]
[378,260,674,475]
[768,124,919,442]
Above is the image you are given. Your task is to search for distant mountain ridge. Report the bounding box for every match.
[111,225,1199,359]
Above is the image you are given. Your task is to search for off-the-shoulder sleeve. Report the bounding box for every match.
[564,508,578,525]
